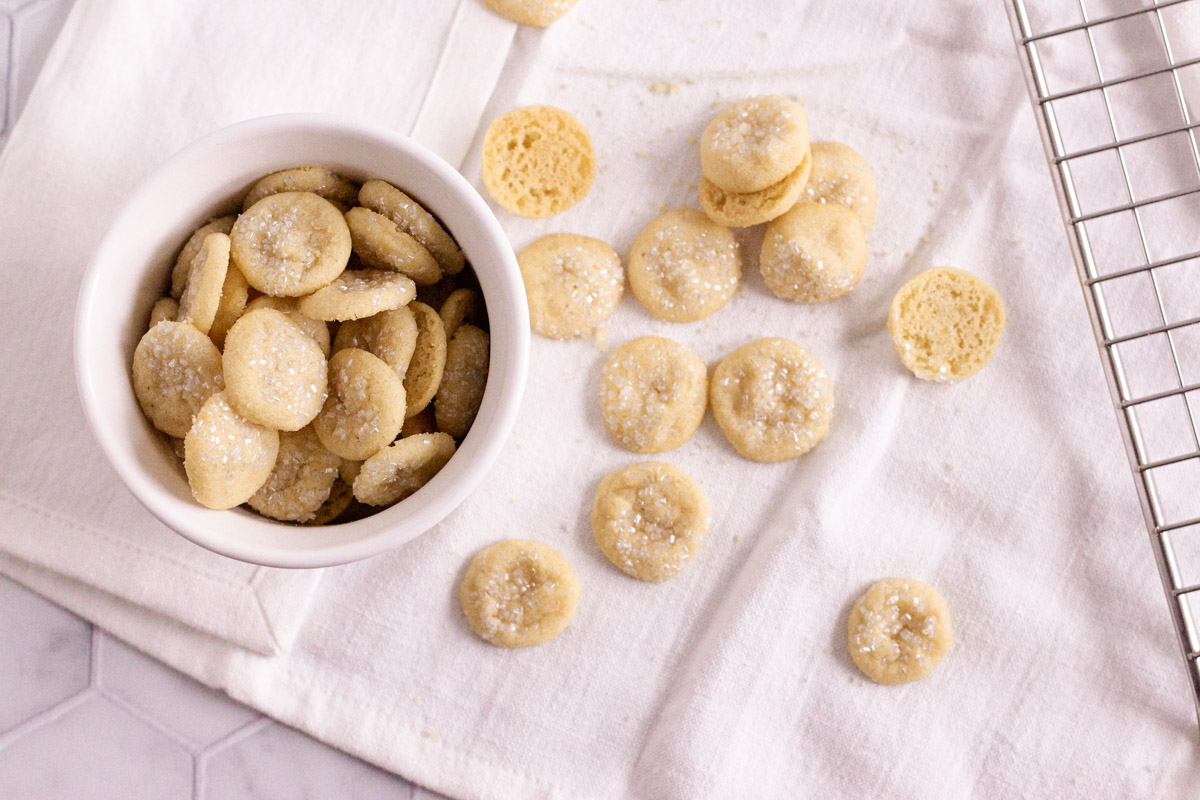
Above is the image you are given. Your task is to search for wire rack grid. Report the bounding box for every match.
[1006,0,1200,724]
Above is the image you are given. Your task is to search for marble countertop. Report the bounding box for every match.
[0,2,442,797]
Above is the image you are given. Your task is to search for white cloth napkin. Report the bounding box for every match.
[4,1,1200,798]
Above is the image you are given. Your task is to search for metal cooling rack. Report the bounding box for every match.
[1007,0,1200,723]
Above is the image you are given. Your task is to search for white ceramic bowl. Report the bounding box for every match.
[75,114,528,568]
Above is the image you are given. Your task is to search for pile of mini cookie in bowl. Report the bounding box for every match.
[463,81,1006,687]
[132,169,489,526]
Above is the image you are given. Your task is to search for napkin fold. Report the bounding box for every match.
[4,1,1200,799]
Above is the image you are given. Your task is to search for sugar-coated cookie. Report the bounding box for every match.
[177,233,231,336]
[710,338,833,463]
[171,216,235,299]
[149,297,178,328]
[242,167,359,213]
[628,208,741,322]
[701,95,810,194]
[333,307,418,380]
[230,191,351,296]
[353,432,456,506]
[459,539,581,648]
[439,288,485,340]
[222,308,328,431]
[590,461,712,582]
[344,206,441,286]
[482,0,580,26]
[404,301,448,418]
[297,269,416,322]
[481,105,596,219]
[359,180,464,276]
[435,324,489,438]
[247,425,341,521]
[244,295,331,356]
[803,141,877,228]
[207,262,250,350]
[760,202,868,303]
[518,233,622,338]
[184,392,280,510]
[600,336,706,454]
[313,348,406,461]
[697,153,811,228]
[847,578,953,685]
[132,320,224,438]
[888,267,1006,383]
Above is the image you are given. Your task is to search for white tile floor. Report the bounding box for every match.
[0,2,447,797]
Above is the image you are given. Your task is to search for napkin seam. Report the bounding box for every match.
[408,0,470,139]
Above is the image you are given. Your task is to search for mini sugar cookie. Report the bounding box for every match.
[481,105,596,219]
[710,337,833,463]
[353,432,456,506]
[847,578,953,685]
[171,216,235,299]
[242,167,359,212]
[459,539,581,648]
[313,348,407,460]
[177,233,231,336]
[222,308,329,431]
[804,141,877,228]
[590,461,712,582]
[149,297,178,328]
[435,325,489,438]
[247,425,341,521]
[301,479,354,526]
[760,202,868,303]
[344,207,441,286]
[482,0,580,26]
[698,154,811,228]
[889,267,1006,383]
[439,288,484,340]
[404,301,448,418]
[230,191,351,296]
[184,392,280,510]
[628,208,741,323]
[600,336,706,453]
[518,233,622,338]
[359,180,464,275]
[701,95,810,194]
[333,307,418,380]
[244,295,331,356]
[297,269,416,322]
[132,320,224,438]
[207,263,250,349]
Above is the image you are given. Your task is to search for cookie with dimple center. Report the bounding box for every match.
[332,306,418,380]
[481,105,596,219]
[459,539,581,648]
[847,578,953,685]
[247,425,341,521]
[354,432,456,506]
[701,95,810,193]
[439,288,485,340]
[698,152,811,228]
[518,233,622,338]
[184,392,280,510]
[231,191,351,297]
[359,180,464,276]
[177,233,231,336]
[404,301,447,418]
[628,208,741,323]
[149,297,178,328]
[803,141,878,228]
[133,320,225,438]
[482,0,580,26]
[344,207,441,286]
[242,167,359,213]
[171,216,235,299]
[435,325,489,438]
[222,308,329,431]
[313,348,407,461]
[207,262,250,349]
[298,269,416,322]
[710,337,834,463]
[600,336,707,454]
[244,295,330,356]
[760,202,868,303]
[591,461,712,582]
[889,267,1006,383]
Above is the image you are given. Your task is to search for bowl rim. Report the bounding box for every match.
[74,112,528,568]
